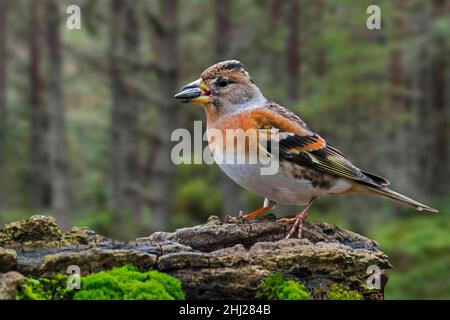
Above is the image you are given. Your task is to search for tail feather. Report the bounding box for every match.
[361,170,390,186]
[365,186,439,213]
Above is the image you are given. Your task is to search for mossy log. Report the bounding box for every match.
[0,215,391,300]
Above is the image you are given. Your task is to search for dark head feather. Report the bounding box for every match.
[201,60,246,79]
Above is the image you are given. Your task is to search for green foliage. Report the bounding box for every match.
[256,274,310,300]
[386,255,450,300]
[17,274,74,300]
[16,265,185,300]
[176,176,221,216]
[373,214,450,299]
[327,283,362,300]
[376,216,450,259]
[72,210,115,237]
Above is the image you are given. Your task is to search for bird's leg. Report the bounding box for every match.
[226,198,276,223]
[285,197,317,239]
[243,199,276,220]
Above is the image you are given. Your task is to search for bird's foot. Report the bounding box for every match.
[284,214,306,239]
[283,198,316,239]
[277,216,296,225]
[225,211,246,224]
[225,204,276,224]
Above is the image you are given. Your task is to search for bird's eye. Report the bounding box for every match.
[216,78,231,88]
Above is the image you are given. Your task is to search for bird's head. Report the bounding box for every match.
[174,60,265,114]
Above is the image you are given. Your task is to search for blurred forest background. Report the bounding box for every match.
[0,0,449,299]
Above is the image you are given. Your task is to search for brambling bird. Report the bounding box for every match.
[174,60,438,238]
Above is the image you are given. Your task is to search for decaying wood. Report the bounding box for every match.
[0,215,391,300]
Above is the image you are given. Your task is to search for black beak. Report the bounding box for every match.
[174,88,202,102]
[179,79,202,91]
[174,79,210,104]
[174,79,202,102]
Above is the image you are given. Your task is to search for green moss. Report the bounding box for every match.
[256,273,310,300]
[16,265,185,300]
[327,283,362,300]
[17,274,74,300]
[74,265,185,300]
[1,215,62,245]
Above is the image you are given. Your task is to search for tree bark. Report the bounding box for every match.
[414,1,450,195]
[268,0,283,88]
[46,0,72,229]
[214,0,231,58]
[109,0,143,237]
[429,38,449,194]
[109,0,128,235]
[214,0,246,218]
[313,0,326,78]
[429,0,449,194]
[30,0,49,210]
[385,0,413,196]
[0,0,7,164]
[0,215,391,300]
[149,0,179,232]
[270,0,282,27]
[285,0,301,102]
[123,2,142,226]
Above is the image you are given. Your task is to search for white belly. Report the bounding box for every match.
[217,160,351,205]
[206,128,351,205]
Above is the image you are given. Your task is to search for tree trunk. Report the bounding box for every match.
[30,0,49,210]
[109,0,143,237]
[415,1,450,195]
[110,0,128,235]
[385,0,412,196]
[0,0,7,165]
[46,0,72,229]
[429,0,449,194]
[149,0,179,232]
[214,0,246,218]
[313,0,326,78]
[123,2,142,226]
[214,0,231,58]
[268,0,283,88]
[429,38,449,194]
[275,0,302,218]
[285,0,301,102]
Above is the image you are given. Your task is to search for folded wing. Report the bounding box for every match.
[251,102,389,188]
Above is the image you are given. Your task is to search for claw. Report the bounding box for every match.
[277,217,296,225]
[225,213,245,224]
[285,217,302,239]
[225,215,235,223]
[284,198,317,239]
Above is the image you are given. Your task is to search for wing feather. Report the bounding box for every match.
[251,102,389,187]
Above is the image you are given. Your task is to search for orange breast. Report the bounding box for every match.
[206,110,263,158]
